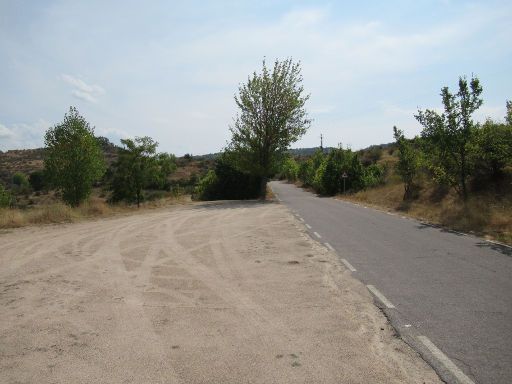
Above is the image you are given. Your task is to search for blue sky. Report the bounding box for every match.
[1,0,511,155]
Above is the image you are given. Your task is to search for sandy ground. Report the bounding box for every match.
[0,200,441,384]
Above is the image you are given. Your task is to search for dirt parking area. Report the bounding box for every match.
[0,201,441,383]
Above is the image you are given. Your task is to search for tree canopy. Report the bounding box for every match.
[415,76,483,200]
[393,126,419,200]
[44,107,105,206]
[229,58,311,198]
[111,136,176,207]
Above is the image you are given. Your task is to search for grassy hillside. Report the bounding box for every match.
[337,148,512,244]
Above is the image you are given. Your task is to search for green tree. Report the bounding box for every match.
[393,126,419,200]
[506,100,512,126]
[111,137,174,207]
[29,170,46,192]
[44,107,105,206]
[0,184,12,207]
[11,172,31,196]
[145,152,177,190]
[194,152,261,201]
[415,75,483,200]
[473,117,512,180]
[229,58,311,198]
[281,156,299,181]
[111,136,157,207]
[316,147,370,195]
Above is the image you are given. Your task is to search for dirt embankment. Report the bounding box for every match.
[0,201,441,383]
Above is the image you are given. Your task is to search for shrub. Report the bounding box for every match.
[0,184,13,207]
[29,170,46,191]
[281,157,299,181]
[195,154,261,200]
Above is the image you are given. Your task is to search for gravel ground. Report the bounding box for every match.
[0,200,441,383]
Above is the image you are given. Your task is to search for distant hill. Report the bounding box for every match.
[0,148,45,186]
[0,143,397,186]
[0,137,119,186]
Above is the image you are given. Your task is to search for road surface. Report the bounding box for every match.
[270,180,512,384]
[0,201,440,383]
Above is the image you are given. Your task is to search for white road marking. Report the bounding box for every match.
[341,258,357,272]
[366,285,395,308]
[418,336,475,384]
[305,224,312,229]
[486,239,512,249]
[313,232,322,239]
[324,242,334,251]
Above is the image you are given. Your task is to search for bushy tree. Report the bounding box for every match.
[298,149,325,187]
[362,164,384,189]
[147,152,177,190]
[11,172,31,195]
[415,75,483,200]
[473,117,512,180]
[12,172,29,187]
[313,146,374,195]
[506,100,512,126]
[0,184,12,207]
[111,136,163,207]
[44,107,105,206]
[393,126,419,200]
[195,152,260,200]
[229,58,311,198]
[281,157,299,181]
[29,170,46,192]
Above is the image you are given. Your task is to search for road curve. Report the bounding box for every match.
[270,180,512,384]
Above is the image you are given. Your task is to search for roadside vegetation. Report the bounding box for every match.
[0,108,209,229]
[194,58,311,200]
[1,67,510,242]
[279,75,511,243]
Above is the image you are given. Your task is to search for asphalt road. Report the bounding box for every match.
[270,181,512,384]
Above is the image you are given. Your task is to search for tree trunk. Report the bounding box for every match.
[259,177,267,200]
[403,183,410,201]
[460,155,468,201]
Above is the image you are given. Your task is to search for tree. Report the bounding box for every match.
[44,107,105,206]
[415,75,483,200]
[111,137,174,207]
[0,183,12,207]
[194,152,261,201]
[506,100,512,126]
[316,146,370,195]
[280,156,299,181]
[29,170,46,192]
[393,126,419,200]
[473,116,512,180]
[229,58,311,198]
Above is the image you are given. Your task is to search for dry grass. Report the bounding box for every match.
[339,181,512,245]
[0,195,191,230]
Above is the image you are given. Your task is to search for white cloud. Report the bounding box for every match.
[0,119,51,150]
[61,74,105,103]
[95,126,132,142]
[474,104,507,122]
[0,124,15,138]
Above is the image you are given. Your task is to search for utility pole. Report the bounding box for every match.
[320,134,323,152]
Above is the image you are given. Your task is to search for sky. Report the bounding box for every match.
[1,0,511,155]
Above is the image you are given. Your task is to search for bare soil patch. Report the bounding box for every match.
[0,201,441,383]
